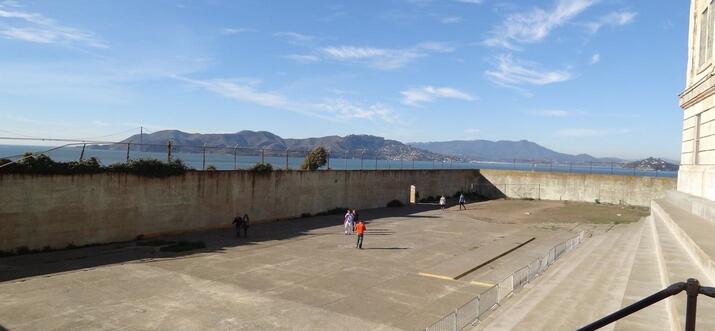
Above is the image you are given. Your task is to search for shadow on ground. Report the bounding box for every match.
[0,204,439,282]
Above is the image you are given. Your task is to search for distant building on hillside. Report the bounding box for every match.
[679,0,715,200]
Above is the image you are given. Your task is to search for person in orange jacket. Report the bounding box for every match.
[355,220,366,249]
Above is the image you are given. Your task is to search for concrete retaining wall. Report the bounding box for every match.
[475,170,676,207]
[0,169,676,252]
[0,170,479,251]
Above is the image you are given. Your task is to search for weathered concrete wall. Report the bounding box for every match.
[475,170,676,207]
[0,170,479,251]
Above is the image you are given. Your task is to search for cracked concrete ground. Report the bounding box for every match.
[0,200,621,331]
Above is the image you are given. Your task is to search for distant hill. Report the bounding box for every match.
[624,157,679,171]
[92,130,460,161]
[409,140,625,163]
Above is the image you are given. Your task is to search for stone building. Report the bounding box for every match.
[679,0,715,200]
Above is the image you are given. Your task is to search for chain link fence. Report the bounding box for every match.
[0,137,678,177]
[425,231,586,331]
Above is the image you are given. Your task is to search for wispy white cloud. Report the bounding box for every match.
[175,76,289,108]
[221,28,255,35]
[484,0,599,49]
[0,5,107,48]
[486,54,572,87]
[532,109,570,117]
[441,16,462,24]
[584,11,636,33]
[175,76,399,124]
[273,31,315,44]
[455,0,483,4]
[321,42,454,70]
[282,54,320,63]
[401,86,474,106]
[315,99,399,123]
[590,53,600,64]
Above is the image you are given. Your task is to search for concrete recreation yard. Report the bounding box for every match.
[0,199,646,331]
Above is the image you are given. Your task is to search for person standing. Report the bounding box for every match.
[344,209,353,235]
[355,220,366,249]
[242,214,250,237]
[439,195,447,211]
[459,193,467,210]
[232,214,244,238]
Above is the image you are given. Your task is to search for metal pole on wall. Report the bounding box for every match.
[344,151,348,170]
[233,144,238,170]
[202,144,207,170]
[285,149,289,170]
[375,156,378,170]
[79,143,86,161]
[433,159,435,169]
[401,158,404,169]
[261,149,265,164]
[513,159,516,170]
[450,159,453,169]
[361,152,364,170]
[126,142,131,162]
[167,140,173,162]
[611,162,614,175]
[412,159,415,169]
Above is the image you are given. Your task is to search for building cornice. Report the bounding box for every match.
[680,70,715,109]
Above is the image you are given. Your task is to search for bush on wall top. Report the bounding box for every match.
[0,153,190,177]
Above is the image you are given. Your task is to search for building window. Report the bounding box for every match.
[700,4,714,68]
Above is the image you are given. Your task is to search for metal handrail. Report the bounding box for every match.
[578,278,715,331]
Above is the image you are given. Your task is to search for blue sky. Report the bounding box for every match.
[0,0,688,160]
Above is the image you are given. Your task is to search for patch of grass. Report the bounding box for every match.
[159,241,206,252]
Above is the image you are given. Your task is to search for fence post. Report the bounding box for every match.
[344,151,348,170]
[327,152,330,169]
[550,161,553,172]
[126,142,131,162]
[375,156,378,169]
[412,159,415,169]
[361,152,364,170]
[233,144,238,170]
[79,143,86,161]
[261,149,265,164]
[450,159,453,169]
[167,140,173,162]
[285,149,289,170]
[388,158,391,170]
[202,144,207,170]
[433,159,435,169]
[513,159,516,170]
[402,158,404,169]
[611,162,614,175]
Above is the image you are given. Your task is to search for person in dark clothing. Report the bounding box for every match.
[352,209,359,232]
[459,193,467,210]
[232,215,244,238]
[242,214,250,237]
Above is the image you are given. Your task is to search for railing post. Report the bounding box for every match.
[402,158,405,169]
[361,152,364,170]
[344,151,348,170]
[261,148,265,164]
[412,159,415,169]
[685,278,699,331]
[375,156,378,169]
[327,152,330,169]
[126,142,131,162]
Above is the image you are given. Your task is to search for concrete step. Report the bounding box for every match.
[652,198,715,282]
[665,190,715,222]
[472,222,643,331]
[613,217,671,331]
[651,206,715,330]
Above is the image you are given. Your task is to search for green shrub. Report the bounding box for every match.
[300,147,328,171]
[249,163,273,173]
[205,165,217,171]
[0,154,189,177]
[386,199,404,208]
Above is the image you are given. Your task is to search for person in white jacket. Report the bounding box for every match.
[344,210,354,235]
[439,195,447,211]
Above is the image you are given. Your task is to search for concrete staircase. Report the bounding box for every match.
[474,191,715,331]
